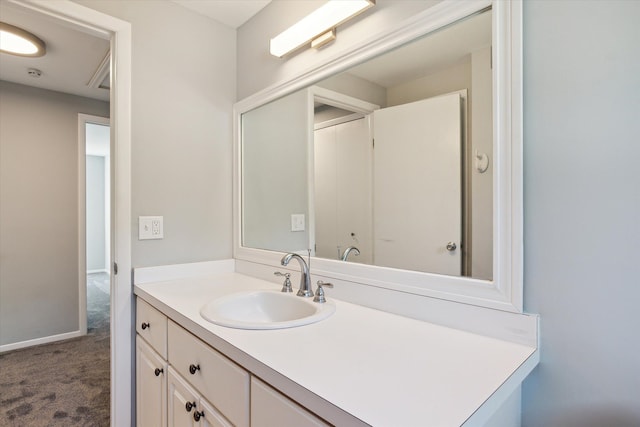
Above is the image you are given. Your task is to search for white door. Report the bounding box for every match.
[314,118,372,263]
[373,93,461,275]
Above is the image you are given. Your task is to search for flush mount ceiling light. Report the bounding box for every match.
[270,0,375,58]
[0,22,46,57]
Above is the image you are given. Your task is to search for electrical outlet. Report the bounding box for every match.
[291,214,305,232]
[139,216,163,240]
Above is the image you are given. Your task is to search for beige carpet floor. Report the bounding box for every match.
[0,273,111,426]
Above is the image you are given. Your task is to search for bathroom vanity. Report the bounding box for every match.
[135,1,537,425]
[134,264,538,427]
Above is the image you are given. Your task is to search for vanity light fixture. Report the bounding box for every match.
[0,22,46,57]
[270,0,375,58]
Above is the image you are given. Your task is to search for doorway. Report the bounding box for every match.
[81,116,111,335]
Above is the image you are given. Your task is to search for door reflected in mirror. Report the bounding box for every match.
[241,8,493,281]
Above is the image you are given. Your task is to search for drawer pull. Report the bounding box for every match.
[193,410,205,422]
[185,401,196,412]
[189,364,200,375]
[141,322,150,330]
[154,368,163,377]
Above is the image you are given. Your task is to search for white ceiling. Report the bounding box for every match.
[0,1,111,101]
[171,0,271,29]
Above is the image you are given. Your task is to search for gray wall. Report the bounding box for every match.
[86,155,106,271]
[0,81,109,347]
[238,0,640,425]
[522,1,640,426]
[77,0,236,268]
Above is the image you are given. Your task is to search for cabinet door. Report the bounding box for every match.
[136,335,167,427]
[251,377,330,427]
[168,368,199,427]
[200,398,233,427]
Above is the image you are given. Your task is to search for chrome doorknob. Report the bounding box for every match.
[446,242,457,252]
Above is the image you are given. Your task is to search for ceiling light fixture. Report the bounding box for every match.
[270,0,375,58]
[0,22,46,57]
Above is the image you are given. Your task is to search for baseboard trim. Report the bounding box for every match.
[0,330,84,353]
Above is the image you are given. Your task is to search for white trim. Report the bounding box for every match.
[0,330,84,353]
[234,0,523,313]
[133,260,236,285]
[10,1,133,425]
[314,112,363,130]
[87,49,110,89]
[87,269,110,275]
[79,113,110,338]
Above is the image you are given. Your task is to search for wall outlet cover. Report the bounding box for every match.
[139,216,163,240]
[291,214,305,232]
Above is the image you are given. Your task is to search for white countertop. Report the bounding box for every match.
[135,272,538,427]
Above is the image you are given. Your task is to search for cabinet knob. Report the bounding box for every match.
[193,410,204,421]
[154,368,163,377]
[141,322,150,330]
[189,364,200,375]
[185,401,196,412]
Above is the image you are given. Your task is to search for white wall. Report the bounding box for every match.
[76,0,236,267]
[86,155,106,271]
[0,81,109,347]
[386,58,471,106]
[522,1,640,425]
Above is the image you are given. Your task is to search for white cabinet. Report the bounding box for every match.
[168,367,232,427]
[251,377,330,427]
[136,297,329,427]
[136,335,168,427]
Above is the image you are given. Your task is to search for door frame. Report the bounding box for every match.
[78,114,110,336]
[9,1,133,425]
[306,86,379,257]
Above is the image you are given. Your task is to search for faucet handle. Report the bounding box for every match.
[314,281,334,303]
[274,271,292,293]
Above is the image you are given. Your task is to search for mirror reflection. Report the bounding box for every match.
[242,9,493,280]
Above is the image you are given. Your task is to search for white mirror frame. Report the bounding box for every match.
[233,0,523,313]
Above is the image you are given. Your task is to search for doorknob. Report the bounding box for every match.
[446,242,457,252]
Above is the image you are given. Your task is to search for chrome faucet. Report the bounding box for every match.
[341,246,360,261]
[280,253,313,297]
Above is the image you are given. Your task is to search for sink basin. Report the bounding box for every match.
[200,290,336,330]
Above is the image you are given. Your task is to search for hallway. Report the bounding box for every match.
[0,273,110,426]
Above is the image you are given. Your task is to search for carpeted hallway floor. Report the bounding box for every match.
[0,273,111,426]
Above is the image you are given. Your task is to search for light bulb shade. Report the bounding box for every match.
[270,0,374,58]
[0,22,46,57]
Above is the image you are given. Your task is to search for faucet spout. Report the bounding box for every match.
[341,246,360,261]
[280,253,313,297]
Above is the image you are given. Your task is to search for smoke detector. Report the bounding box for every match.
[27,68,42,78]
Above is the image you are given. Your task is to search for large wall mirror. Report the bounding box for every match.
[234,0,523,313]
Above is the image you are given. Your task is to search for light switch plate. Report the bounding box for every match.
[291,214,305,232]
[139,216,163,240]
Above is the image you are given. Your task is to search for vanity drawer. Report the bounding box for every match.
[137,298,168,359]
[251,377,331,427]
[168,321,250,427]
